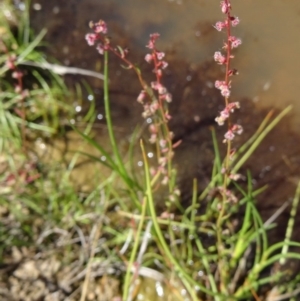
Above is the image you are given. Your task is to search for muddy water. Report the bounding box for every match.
[28,1,300,211]
[29,0,300,130]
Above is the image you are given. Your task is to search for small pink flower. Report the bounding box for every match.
[229,36,242,48]
[146,33,160,49]
[231,38,242,48]
[93,20,107,34]
[160,61,168,69]
[220,109,230,119]
[158,85,167,95]
[215,80,226,89]
[220,85,231,97]
[223,124,243,142]
[215,103,240,126]
[156,51,165,60]
[159,139,167,148]
[215,108,229,126]
[214,21,227,31]
[6,56,16,70]
[231,16,240,27]
[150,101,159,113]
[165,112,172,120]
[224,130,235,142]
[149,124,157,134]
[232,124,243,135]
[220,1,229,14]
[137,90,146,103]
[85,33,98,46]
[215,116,226,126]
[227,102,240,112]
[12,71,23,79]
[214,51,226,64]
[164,93,172,103]
[145,53,152,63]
[96,43,105,55]
[146,40,155,49]
[162,176,169,185]
[14,85,21,93]
[151,82,166,94]
[151,81,159,90]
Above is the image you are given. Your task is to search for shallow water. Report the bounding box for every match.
[30,0,300,130]
[28,0,300,208]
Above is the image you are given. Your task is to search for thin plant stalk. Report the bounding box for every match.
[122,195,147,301]
[280,180,300,265]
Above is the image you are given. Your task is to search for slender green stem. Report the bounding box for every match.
[103,51,127,177]
[103,51,141,209]
[280,181,300,264]
[122,195,147,301]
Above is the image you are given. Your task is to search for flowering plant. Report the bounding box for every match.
[86,20,181,205]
